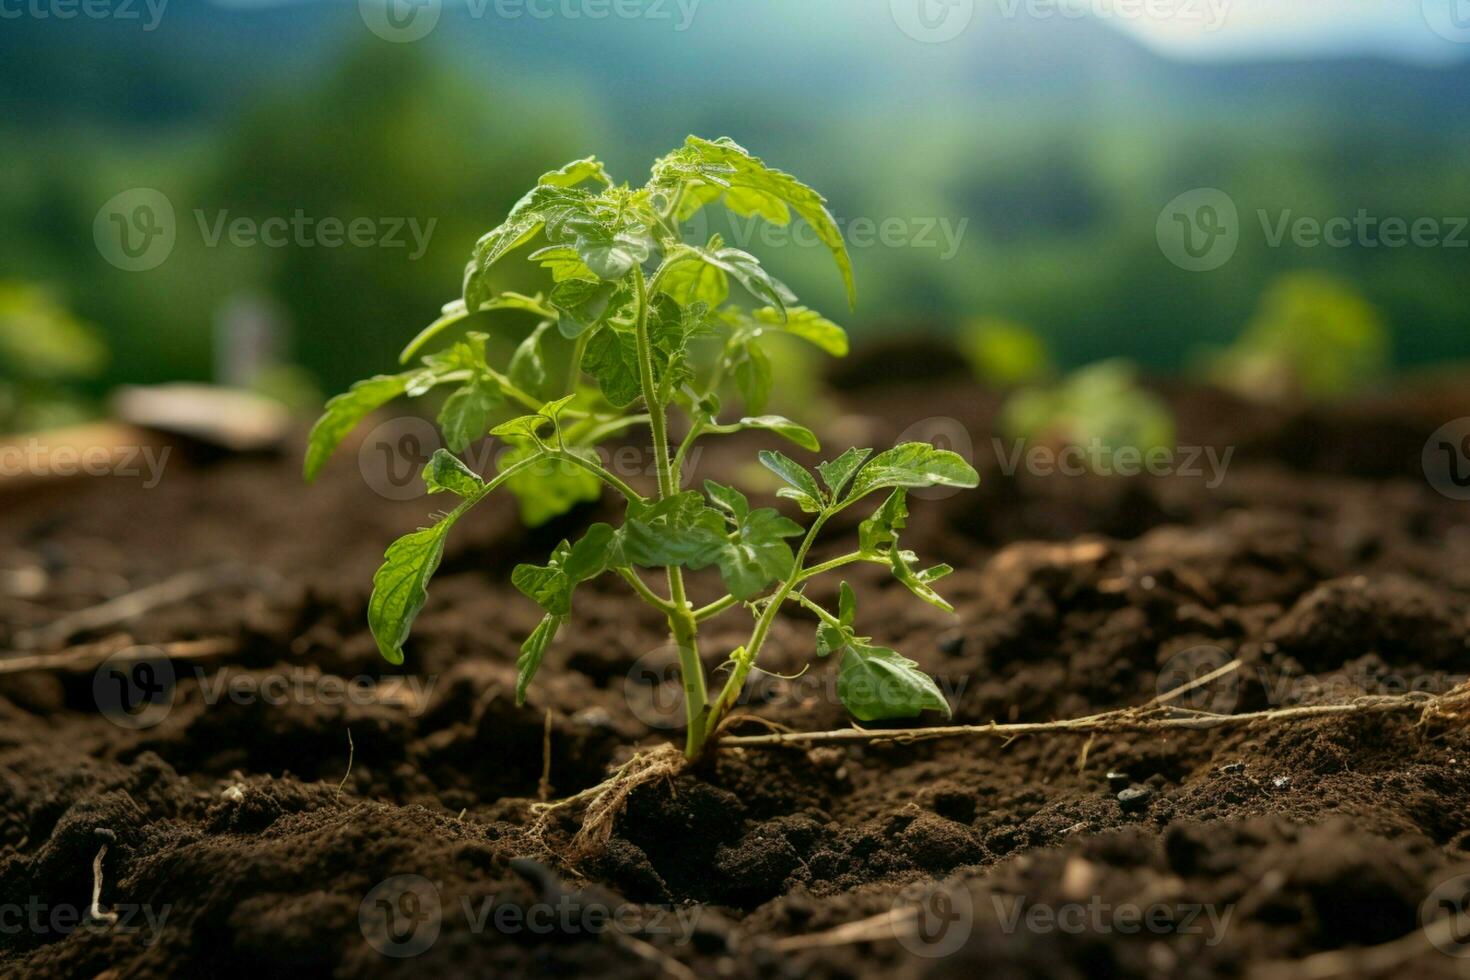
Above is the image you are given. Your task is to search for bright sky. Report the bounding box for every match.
[1100,0,1470,63]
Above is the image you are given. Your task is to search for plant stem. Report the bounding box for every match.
[706,511,832,732]
[632,265,709,758]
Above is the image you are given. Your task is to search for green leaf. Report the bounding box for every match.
[422,449,486,498]
[716,506,804,600]
[489,394,578,442]
[564,523,618,581]
[703,479,749,523]
[859,489,908,554]
[530,245,596,283]
[837,641,951,721]
[539,156,611,189]
[707,415,819,452]
[891,553,955,612]
[659,247,730,307]
[816,581,858,658]
[305,371,433,482]
[516,614,566,704]
[570,219,655,281]
[757,450,823,511]
[732,339,772,414]
[507,321,553,394]
[817,448,873,498]
[550,278,622,339]
[513,555,573,616]
[668,242,795,313]
[723,185,790,224]
[652,136,856,308]
[437,376,501,453]
[752,306,849,357]
[464,184,595,310]
[369,519,457,665]
[620,492,728,569]
[583,325,643,408]
[844,443,980,503]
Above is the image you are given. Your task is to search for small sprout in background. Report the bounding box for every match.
[1002,358,1176,471]
[1197,273,1388,402]
[0,282,107,433]
[959,317,1053,388]
[305,138,979,760]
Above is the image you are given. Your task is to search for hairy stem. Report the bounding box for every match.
[632,265,709,757]
[706,512,832,730]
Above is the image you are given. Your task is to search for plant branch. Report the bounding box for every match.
[617,568,676,613]
[544,449,645,504]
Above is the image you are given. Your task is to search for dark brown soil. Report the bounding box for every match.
[4,363,1470,979]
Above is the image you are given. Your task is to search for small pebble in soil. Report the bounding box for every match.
[938,631,966,656]
[1105,770,1131,791]
[1271,776,1291,790]
[1117,785,1154,813]
[1219,762,1246,775]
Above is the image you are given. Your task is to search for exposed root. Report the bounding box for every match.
[88,830,118,926]
[527,744,688,861]
[721,680,1470,749]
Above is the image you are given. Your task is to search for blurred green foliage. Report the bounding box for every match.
[960,317,1054,387]
[1002,359,1176,465]
[1197,273,1388,401]
[0,282,106,431]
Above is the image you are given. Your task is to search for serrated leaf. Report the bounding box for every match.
[530,245,596,283]
[550,278,622,339]
[539,156,611,189]
[659,249,730,307]
[583,325,643,408]
[620,492,728,569]
[723,185,790,224]
[758,449,823,512]
[716,506,804,600]
[369,519,457,665]
[675,243,795,312]
[305,370,434,482]
[845,443,980,503]
[703,479,749,524]
[422,449,486,498]
[890,550,955,612]
[752,306,849,357]
[464,185,595,310]
[859,489,908,554]
[513,556,573,616]
[838,581,857,626]
[516,614,565,704]
[817,447,873,497]
[837,641,951,721]
[571,219,655,280]
[438,376,501,453]
[652,136,855,308]
[707,415,819,452]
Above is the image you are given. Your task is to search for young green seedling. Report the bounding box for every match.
[306,137,979,759]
